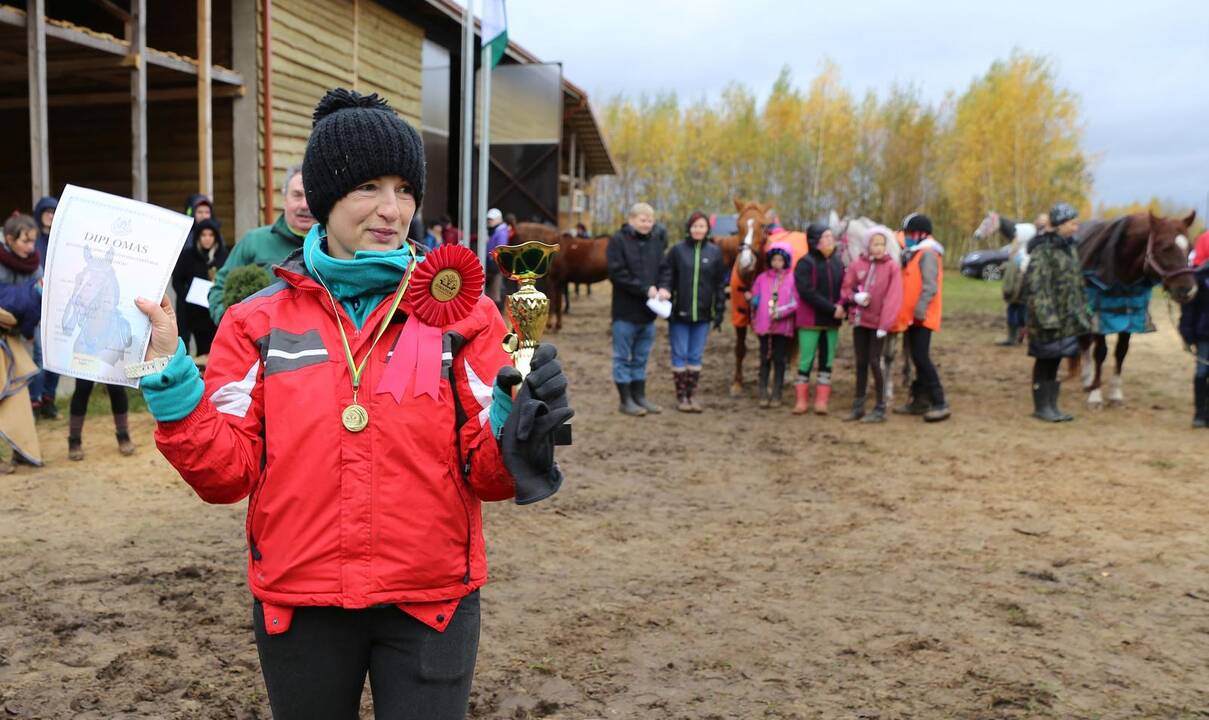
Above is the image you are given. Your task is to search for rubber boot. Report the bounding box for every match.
[894,382,929,415]
[116,431,137,456]
[68,435,84,461]
[1048,381,1072,422]
[617,382,646,417]
[813,384,832,415]
[631,380,661,414]
[770,364,786,408]
[686,371,704,413]
[673,371,692,413]
[39,396,60,420]
[1032,381,1069,422]
[862,403,886,423]
[923,382,952,422]
[996,325,1019,347]
[1193,376,1208,428]
[843,396,866,422]
[793,383,810,415]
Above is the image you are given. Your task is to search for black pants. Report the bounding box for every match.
[852,327,886,406]
[253,593,480,720]
[907,325,945,407]
[758,334,790,398]
[69,380,128,417]
[178,303,219,356]
[1033,356,1061,384]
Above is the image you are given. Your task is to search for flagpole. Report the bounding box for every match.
[458,0,475,247]
[477,42,491,271]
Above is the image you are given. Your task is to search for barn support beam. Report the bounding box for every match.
[129,0,147,201]
[230,0,259,238]
[197,0,213,197]
[27,0,49,204]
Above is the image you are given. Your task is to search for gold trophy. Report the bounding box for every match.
[492,240,571,445]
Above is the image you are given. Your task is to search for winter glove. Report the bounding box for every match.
[495,343,574,505]
[876,329,888,339]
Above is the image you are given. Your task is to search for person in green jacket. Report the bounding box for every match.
[207,165,316,324]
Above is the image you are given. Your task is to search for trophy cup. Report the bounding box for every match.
[492,240,571,445]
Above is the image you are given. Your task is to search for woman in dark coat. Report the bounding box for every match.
[656,211,727,412]
[172,218,228,357]
[1023,202,1091,422]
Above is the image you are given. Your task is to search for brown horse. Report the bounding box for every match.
[1075,210,1198,408]
[715,198,775,395]
[508,223,609,332]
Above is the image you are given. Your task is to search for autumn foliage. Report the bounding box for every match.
[594,51,1094,261]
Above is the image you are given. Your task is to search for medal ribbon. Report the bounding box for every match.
[313,258,417,403]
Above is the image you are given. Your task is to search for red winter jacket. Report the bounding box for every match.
[153,255,515,618]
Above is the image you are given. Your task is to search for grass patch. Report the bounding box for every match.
[944,274,1003,318]
[44,382,149,418]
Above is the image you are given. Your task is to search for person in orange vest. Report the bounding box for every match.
[892,213,951,422]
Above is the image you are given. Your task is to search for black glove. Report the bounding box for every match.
[496,343,574,505]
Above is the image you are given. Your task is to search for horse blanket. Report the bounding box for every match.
[729,230,810,327]
[1079,217,1155,335]
[0,308,41,465]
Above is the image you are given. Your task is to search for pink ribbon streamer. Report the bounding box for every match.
[376,316,442,403]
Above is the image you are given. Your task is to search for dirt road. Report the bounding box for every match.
[2,283,1206,719]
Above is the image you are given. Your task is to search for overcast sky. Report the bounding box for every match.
[503,0,1209,218]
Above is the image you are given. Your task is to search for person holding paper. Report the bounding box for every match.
[172,218,227,358]
[607,202,666,417]
[133,89,572,720]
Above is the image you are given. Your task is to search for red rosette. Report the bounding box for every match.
[406,244,485,326]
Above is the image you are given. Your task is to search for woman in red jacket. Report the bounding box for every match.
[132,89,572,720]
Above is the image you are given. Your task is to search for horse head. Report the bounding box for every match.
[1142,210,1198,303]
[733,198,773,283]
[973,211,999,242]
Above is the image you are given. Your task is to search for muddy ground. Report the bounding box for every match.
[2,281,1208,719]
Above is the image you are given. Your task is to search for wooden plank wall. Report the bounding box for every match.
[258,0,423,209]
[0,100,234,233]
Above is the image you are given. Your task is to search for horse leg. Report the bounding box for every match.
[1087,335,1108,410]
[562,281,571,315]
[1076,336,1092,390]
[1108,333,1130,407]
[551,281,563,332]
[731,325,747,397]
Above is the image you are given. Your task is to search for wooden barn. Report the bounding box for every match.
[1,0,613,242]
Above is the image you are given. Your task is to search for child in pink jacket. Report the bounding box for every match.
[839,227,902,422]
[748,242,798,408]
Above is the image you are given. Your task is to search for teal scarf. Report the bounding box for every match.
[303,224,422,329]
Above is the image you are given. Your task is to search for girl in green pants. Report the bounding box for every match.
[792,223,845,414]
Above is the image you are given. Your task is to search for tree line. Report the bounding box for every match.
[591,51,1097,261]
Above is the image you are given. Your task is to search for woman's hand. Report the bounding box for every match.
[833,305,845,320]
[656,288,672,301]
[647,286,658,299]
[135,295,179,361]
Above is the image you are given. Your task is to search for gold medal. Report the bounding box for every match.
[308,241,417,434]
[342,403,369,432]
[431,268,463,302]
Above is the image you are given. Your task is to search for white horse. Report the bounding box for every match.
[828,211,903,268]
[972,211,1040,279]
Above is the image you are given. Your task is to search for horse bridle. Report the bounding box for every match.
[1144,229,1195,283]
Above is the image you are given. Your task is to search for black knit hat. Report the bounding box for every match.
[902,213,933,236]
[302,89,426,225]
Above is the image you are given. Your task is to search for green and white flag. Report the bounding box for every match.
[481,0,507,68]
